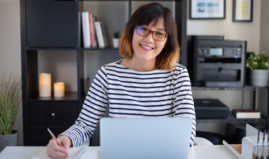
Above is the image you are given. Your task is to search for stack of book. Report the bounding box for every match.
[232,109,261,119]
[81,12,108,48]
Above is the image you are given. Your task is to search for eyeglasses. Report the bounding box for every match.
[136,26,167,42]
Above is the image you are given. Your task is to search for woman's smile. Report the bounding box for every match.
[140,44,154,51]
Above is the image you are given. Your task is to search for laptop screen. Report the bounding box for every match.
[100,117,192,159]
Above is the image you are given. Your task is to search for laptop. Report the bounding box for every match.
[100,117,192,159]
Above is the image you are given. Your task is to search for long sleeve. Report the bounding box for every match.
[172,66,196,147]
[60,66,109,147]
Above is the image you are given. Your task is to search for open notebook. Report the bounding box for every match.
[32,147,87,159]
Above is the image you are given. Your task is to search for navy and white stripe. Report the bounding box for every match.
[61,60,196,147]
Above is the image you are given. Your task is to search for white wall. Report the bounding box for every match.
[0,0,23,146]
[260,0,269,54]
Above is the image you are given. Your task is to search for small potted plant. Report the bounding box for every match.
[0,74,21,152]
[112,31,120,48]
[246,51,269,87]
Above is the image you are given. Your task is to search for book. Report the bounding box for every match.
[89,13,95,48]
[100,22,108,47]
[78,10,81,48]
[95,21,108,48]
[81,12,91,48]
[92,16,98,48]
[32,147,87,159]
[94,21,104,47]
[233,109,261,119]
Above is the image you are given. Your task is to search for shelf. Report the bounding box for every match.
[78,47,119,51]
[26,47,119,51]
[229,122,267,129]
[28,92,78,101]
[197,111,267,124]
[29,126,70,128]
[57,0,175,1]
[55,0,129,1]
[27,47,78,50]
[21,0,189,146]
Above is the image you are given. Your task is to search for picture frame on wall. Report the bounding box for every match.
[189,0,226,19]
[233,0,253,22]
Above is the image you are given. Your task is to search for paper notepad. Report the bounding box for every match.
[32,147,87,159]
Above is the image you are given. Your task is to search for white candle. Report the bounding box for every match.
[54,82,65,97]
[39,73,51,97]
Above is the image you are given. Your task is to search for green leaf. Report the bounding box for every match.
[246,52,269,70]
[0,74,21,135]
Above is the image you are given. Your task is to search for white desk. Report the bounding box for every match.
[0,146,238,159]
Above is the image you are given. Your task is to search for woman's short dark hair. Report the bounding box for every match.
[119,2,180,71]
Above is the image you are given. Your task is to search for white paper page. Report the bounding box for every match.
[32,147,84,159]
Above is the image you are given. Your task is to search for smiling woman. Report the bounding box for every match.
[46,3,196,159]
[120,3,179,71]
[129,18,168,70]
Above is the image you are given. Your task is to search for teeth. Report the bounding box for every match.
[141,44,153,50]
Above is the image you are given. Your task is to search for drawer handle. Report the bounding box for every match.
[51,113,55,116]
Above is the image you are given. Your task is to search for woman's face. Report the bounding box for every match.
[132,17,167,62]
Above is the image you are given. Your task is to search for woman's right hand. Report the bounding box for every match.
[46,135,73,159]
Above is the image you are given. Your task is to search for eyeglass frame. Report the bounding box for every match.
[135,26,167,42]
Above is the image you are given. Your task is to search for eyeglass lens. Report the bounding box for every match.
[136,26,166,42]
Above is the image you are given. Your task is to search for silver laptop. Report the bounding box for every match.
[100,117,192,159]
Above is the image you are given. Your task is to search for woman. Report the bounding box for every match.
[47,2,196,159]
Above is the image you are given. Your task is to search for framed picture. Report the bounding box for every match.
[189,0,226,19]
[233,0,253,22]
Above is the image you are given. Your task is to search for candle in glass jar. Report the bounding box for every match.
[39,73,51,97]
[54,82,65,97]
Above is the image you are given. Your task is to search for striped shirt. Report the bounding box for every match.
[61,60,196,147]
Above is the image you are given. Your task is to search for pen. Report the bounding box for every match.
[267,130,269,159]
[261,130,266,159]
[256,130,260,159]
[47,128,68,155]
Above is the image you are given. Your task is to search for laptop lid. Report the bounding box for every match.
[100,117,192,159]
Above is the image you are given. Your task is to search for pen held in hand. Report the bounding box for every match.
[47,128,68,155]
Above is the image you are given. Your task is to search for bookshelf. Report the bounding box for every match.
[20,0,188,146]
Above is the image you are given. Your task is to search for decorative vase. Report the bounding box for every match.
[0,130,18,152]
[250,69,269,87]
[112,38,119,48]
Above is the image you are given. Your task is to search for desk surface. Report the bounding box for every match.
[0,146,238,159]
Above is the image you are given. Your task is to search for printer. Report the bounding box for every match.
[188,35,247,87]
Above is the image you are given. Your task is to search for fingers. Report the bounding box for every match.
[58,135,72,150]
[47,139,69,159]
[52,139,67,153]
[59,138,70,149]
[63,145,69,153]
[47,147,68,159]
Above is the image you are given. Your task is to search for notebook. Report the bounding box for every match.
[32,146,87,159]
[100,117,193,159]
